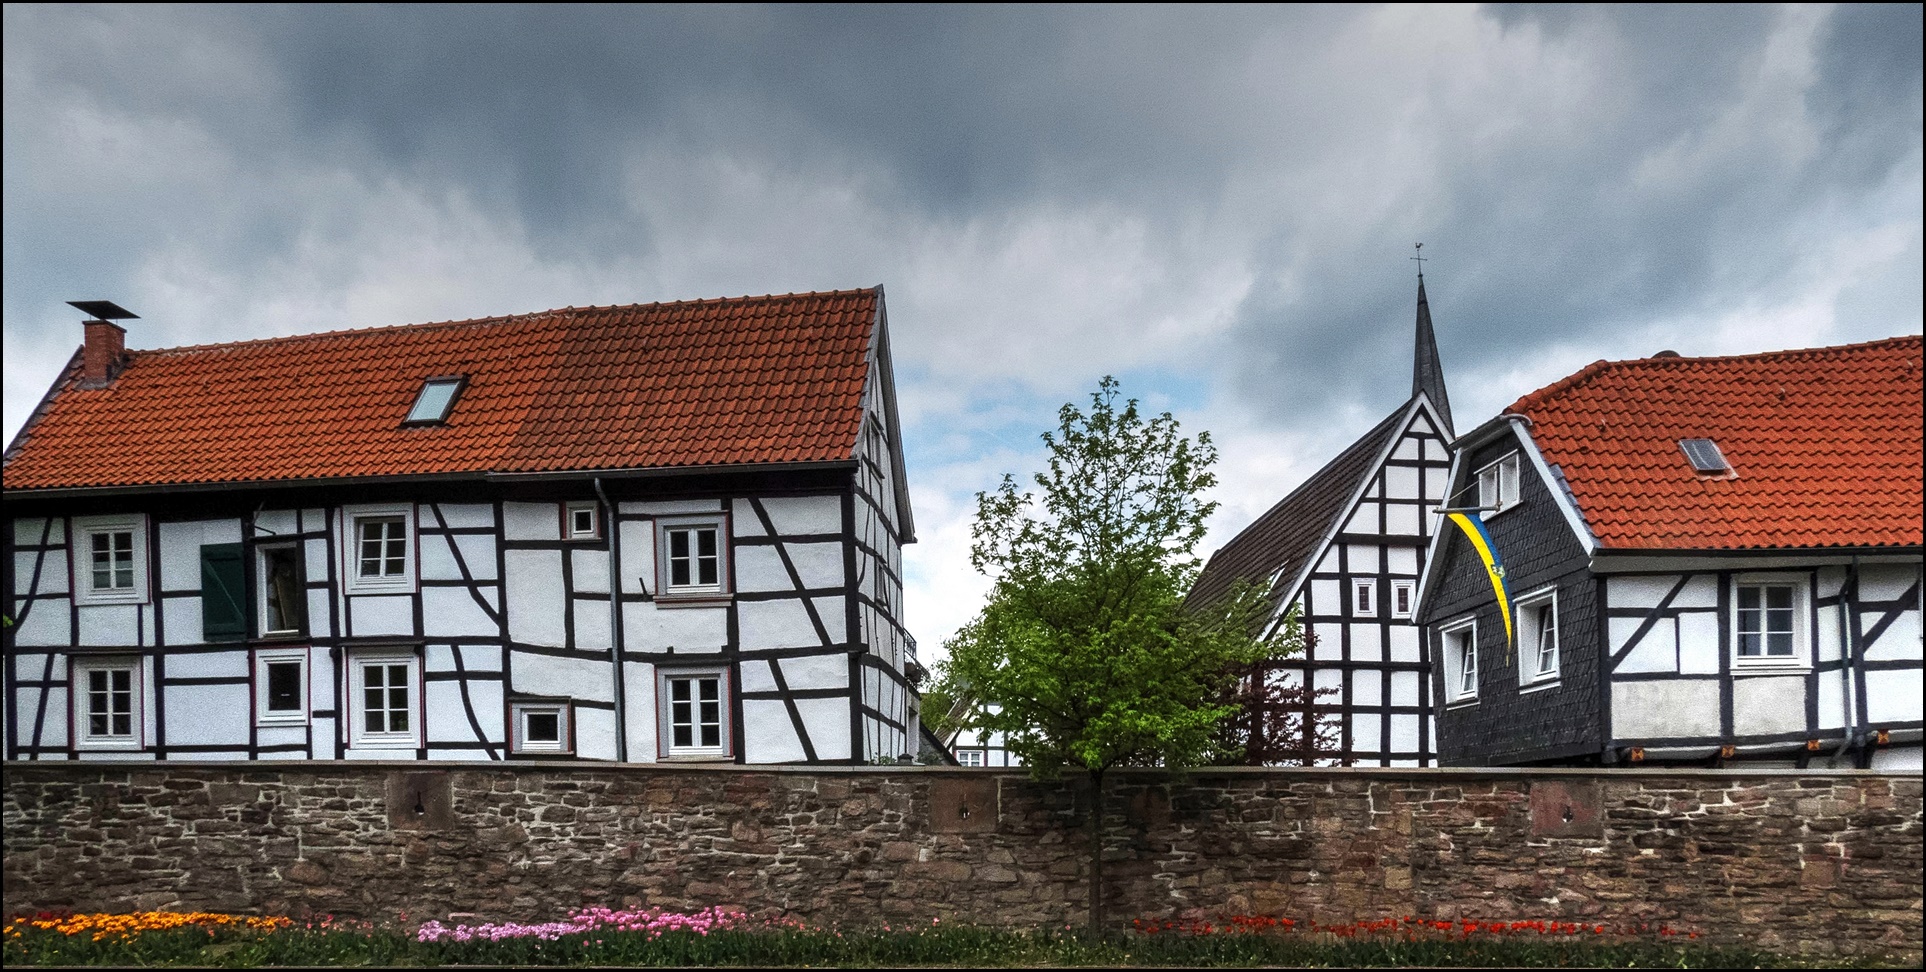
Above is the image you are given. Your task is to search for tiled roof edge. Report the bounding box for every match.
[2,348,81,467]
[1505,334,1923,415]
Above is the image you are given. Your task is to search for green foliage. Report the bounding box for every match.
[941,377,1284,778]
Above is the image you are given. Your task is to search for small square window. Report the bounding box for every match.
[656,516,729,599]
[256,649,308,725]
[1390,581,1416,619]
[1476,453,1521,514]
[350,652,420,749]
[1515,589,1558,686]
[1352,580,1375,616]
[510,701,573,755]
[73,657,142,750]
[565,502,600,540]
[1442,618,1478,704]
[403,376,466,425]
[1733,575,1809,669]
[658,668,731,758]
[73,515,149,606]
[343,505,414,595]
[955,749,986,767]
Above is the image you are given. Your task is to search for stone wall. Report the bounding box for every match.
[4,763,1919,960]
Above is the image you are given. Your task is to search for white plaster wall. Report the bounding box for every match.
[254,509,298,537]
[618,519,655,595]
[574,705,617,760]
[1384,465,1419,499]
[421,586,500,639]
[505,549,566,646]
[795,696,850,760]
[1391,670,1421,707]
[629,606,726,651]
[1388,625,1420,663]
[1385,505,1420,536]
[1817,671,1847,730]
[1352,712,1383,752]
[1817,605,1845,663]
[158,522,208,592]
[1348,624,1384,661]
[164,651,247,679]
[1344,502,1377,535]
[1673,575,1718,610]
[574,600,612,651]
[13,605,69,647]
[734,547,795,594]
[743,699,806,762]
[77,605,140,647]
[1389,713,1419,753]
[432,503,495,530]
[347,594,414,638]
[1387,547,1418,576]
[1311,623,1343,660]
[570,548,609,594]
[509,654,611,703]
[255,725,307,758]
[165,683,249,745]
[624,663,658,761]
[1309,579,1338,613]
[13,517,66,545]
[1678,613,1721,674]
[1610,576,1680,610]
[1866,668,1922,724]
[756,496,841,537]
[1869,745,1924,771]
[1352,668,1381,703]
[1612,680,1721,738]
[731,500,770,537]
[739,658,779,693]
[1864,611,1922,662]
[502,502,560,541]
[16,548,69,594]
[424,679,503,745]
[1862,565,1920,602]
[1612,616,1677,674]
[1731,676,1807,736]
[1346,545,1381,573]
[739,599,826,651]
[304,537,331,590]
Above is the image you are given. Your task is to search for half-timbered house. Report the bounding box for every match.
[1190,278,1456,765]
[1416,336,1923,769]
[3,289,920,765]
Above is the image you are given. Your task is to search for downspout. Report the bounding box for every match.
[595,477,628,762]
[1832,556,1859,765]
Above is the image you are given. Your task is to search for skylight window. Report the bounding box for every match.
[1679,438,1730,475]
[404,377,466,425]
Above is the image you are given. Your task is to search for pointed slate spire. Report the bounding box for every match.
[1412,274,1453,435]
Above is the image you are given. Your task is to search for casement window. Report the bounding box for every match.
[1442,617,1478,704]
[509,700,573,755]
[1475,452,1521,514]
[257,544,307,638]
[1733,575,1808,668]
[72,657,141,750]
[349,652,421,749]
[343,505,414,594]
[255,648,308,725]
[656,517,729,598]
[1352,580,1375,616]
[564,501,601,541]
[657,668,731,758]
[73,515,148,605]
[1516,588,1559,686]
[955,749,986,767]
[403,376,466,425]
[1390,580,1416,620]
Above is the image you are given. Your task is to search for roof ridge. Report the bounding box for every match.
[1507,333,1922,415]
[123,288,881,357]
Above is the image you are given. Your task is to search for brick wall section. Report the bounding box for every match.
[4,764,1919,961]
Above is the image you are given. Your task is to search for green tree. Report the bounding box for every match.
[941,376,1283,930]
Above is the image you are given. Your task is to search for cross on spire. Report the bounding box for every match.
[1411,242,1427,279]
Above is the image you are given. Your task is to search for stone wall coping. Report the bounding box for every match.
[2,760,1911,780]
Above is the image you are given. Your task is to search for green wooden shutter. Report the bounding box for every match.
[201,543,246,642]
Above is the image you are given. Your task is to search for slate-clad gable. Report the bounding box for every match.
[1423,434,1600,765]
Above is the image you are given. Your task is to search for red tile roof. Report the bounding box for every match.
[3,289,882,490]
[1507,335,1923,551]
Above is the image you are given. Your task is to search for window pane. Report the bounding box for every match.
[572,509,595,535]
[263,548,304,633]
[406,380,461,423]
[672,680,690,702]
[388,707,407,732]
[1738,631,1762,656]
[699,678,718,703]
[382,530,405,575]
[669,530,691,586]
[267,662,302,711]
[701,722,720,747]
[1768,632,1792,656]
[1738,587,1760,611]
[1502,458,1519,505]
[697,529,717,558]
[526,712,560,742]
[698,552,718,586]
[1766,586,1792,611]
[674,724,692,747]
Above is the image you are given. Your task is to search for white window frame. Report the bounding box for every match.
[255,542,308,638]
[1731,573,1810,671]
[655,516,730,600]
[1475,452,1522,515]
[1441,616,1479,705]
[72,514,149,606]
[342,504,415,595]
[1515,586,1560,688]
[348,650,422,749]
[1390,580,1416,620]
[1352,579,1376,617]
[72,656,143,750]
[564,501,601,541]
[657,667,732,759]
[955,748,986,767]
[254,648,309,726]
[509,700,573,755]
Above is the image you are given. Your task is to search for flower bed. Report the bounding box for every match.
[3,907,1895,967]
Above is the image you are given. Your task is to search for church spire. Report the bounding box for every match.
[1411,262,1453,435]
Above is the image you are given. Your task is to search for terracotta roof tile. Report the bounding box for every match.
[1507,335,1923,551]
[4,289,881,490]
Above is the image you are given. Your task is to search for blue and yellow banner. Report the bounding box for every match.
[1446,511,1512,658]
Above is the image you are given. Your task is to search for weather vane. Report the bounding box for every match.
[1411,242,1426,278]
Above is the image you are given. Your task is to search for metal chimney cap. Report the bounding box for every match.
[66,300,139,321]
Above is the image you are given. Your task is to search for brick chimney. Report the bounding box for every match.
[67,301,138,388]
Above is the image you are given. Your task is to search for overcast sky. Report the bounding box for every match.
[5,4,1920,662]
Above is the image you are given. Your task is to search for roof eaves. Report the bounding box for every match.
[1,348,80,466]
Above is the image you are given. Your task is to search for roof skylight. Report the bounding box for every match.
[404,376,466,425]
[1679,438,1730,475]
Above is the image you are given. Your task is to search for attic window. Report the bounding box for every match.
[1679,438,1730,475]
[404,377,466,425]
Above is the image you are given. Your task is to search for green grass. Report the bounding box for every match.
[4,921,1898,968]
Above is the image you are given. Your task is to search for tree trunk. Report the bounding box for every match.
[1087,767,1105,932]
